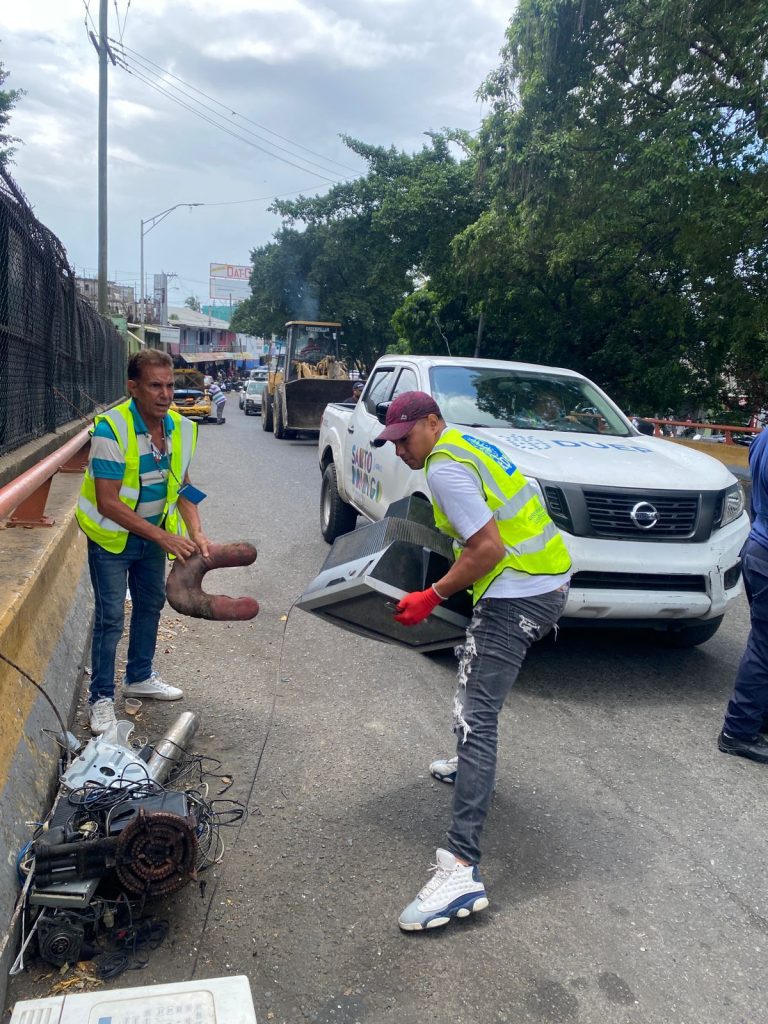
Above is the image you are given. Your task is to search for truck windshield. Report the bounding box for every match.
[429,365,631,437]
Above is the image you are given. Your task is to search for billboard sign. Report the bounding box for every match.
[209,263,251,303]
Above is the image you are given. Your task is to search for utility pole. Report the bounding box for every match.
[97,0,109,314]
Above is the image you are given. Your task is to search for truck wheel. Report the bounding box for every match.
[321,463,357,543]
[262,396,273,432]
[274,395,286,438]
[666,616,723,648]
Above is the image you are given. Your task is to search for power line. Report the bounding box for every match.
[112,1,128,45]
[82,0,98,37]
[110,39,363,177]
[112,50,349,181]
[112,54,343,184]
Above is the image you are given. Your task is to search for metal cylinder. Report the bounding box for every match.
[145,712,199,783]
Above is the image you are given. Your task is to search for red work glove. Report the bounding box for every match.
[394,586,444,626]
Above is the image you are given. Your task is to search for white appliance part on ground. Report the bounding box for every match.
[9,974,258,1023]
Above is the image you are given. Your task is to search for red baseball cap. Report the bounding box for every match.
[373,391,442,446]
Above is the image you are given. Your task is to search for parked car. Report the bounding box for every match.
[170,369,212,422]
[243,380,266,416]
[318,354,749,647]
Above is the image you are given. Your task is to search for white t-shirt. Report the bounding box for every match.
[426,453,572,599]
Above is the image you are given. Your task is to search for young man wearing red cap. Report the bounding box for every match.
[374,390,573,931]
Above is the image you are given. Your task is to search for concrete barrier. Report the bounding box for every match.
[0,472,92,1010]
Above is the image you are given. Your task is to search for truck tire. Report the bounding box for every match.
[262,396,273,432]
[274,394,286,439]
[321,463,357,543]
[666,616,724,648]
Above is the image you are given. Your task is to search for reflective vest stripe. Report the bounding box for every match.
[494,481,539,522]
[429,444,509,504]
[77,494,124,534]
[506,520,559,556]
[106,411,130,449]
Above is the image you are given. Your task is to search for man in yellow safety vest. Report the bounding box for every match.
[76,349,210,734]
[373,390,572,932]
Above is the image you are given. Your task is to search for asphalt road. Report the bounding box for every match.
[8,400,765,1023]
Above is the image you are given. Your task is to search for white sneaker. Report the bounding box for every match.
[430,755,458,784]
[89,697,117,734]
[398,849,489,931]
[124,672,183,701]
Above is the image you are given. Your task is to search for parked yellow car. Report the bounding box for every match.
[171,369,213,422]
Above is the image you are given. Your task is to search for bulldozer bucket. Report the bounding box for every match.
[283,378,354,431]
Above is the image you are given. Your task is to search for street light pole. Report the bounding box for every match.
[97,0,109,314]
[139,203,203,325]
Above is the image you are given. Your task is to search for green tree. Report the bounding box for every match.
[233,133,486,370]
[184,295,201,312]
[457,0,768,411]
[0,53,23,167]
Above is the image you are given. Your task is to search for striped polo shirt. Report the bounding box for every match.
[90,401,176,525]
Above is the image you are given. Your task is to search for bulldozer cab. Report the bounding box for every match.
[265,320,352,437]
[284,321,342,380]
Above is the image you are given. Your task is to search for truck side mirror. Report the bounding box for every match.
[375,401,391,425]
[636,419,655,436]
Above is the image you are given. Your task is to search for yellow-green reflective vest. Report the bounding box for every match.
[425,428,572,604]
[76,400,198,553]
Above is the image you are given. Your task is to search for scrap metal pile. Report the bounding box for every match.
[12,713,245,978]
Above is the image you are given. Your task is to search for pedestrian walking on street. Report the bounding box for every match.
[209,379,227,424]
[373,391,573,931]
[718,428,768,763]
[76,350,211,734]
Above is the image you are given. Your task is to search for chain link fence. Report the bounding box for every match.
[0,169,125,458]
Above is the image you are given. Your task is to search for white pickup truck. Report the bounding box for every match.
[317,355,749,646]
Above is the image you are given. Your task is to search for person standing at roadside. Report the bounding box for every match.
[718,428,768,763]
[208,379,226,424]
[77,350,210,734]
[373,391,572,931]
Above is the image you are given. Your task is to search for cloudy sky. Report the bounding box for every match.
[3,0,513,307]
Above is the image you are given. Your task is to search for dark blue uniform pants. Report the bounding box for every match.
[723,538,768,739]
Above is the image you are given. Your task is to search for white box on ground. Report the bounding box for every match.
[9,974,257,1023]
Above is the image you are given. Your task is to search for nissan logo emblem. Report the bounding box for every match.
[630,501,659,530]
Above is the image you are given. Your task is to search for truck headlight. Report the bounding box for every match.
[527,478,573,532]
[720,483,745,528]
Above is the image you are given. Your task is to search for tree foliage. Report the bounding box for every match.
[0,53,23,167]
[461,0,768,413]
[233,133,486,372]
[237,2,768,413]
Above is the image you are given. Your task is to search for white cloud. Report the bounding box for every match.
[202,1,428,69]
[112,98,158,126]
[3,0,515,290]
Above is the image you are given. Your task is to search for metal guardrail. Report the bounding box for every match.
[645,418,761,446]
[0,427,91,528]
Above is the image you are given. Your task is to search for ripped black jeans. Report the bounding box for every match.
[446,587,569,865]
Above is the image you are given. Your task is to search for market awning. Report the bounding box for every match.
[180,352,255,364]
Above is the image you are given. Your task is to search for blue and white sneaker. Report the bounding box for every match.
[398,849,489,931]
[429,755,458,784]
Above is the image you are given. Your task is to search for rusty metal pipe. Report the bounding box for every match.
[166,541,259,621]
[0,426,92,520]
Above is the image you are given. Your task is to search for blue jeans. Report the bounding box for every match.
[723,538,768,739]
[446,587,569,865]
[87,535,167,702]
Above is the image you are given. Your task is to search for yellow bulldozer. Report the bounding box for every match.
[262,320,353,439]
